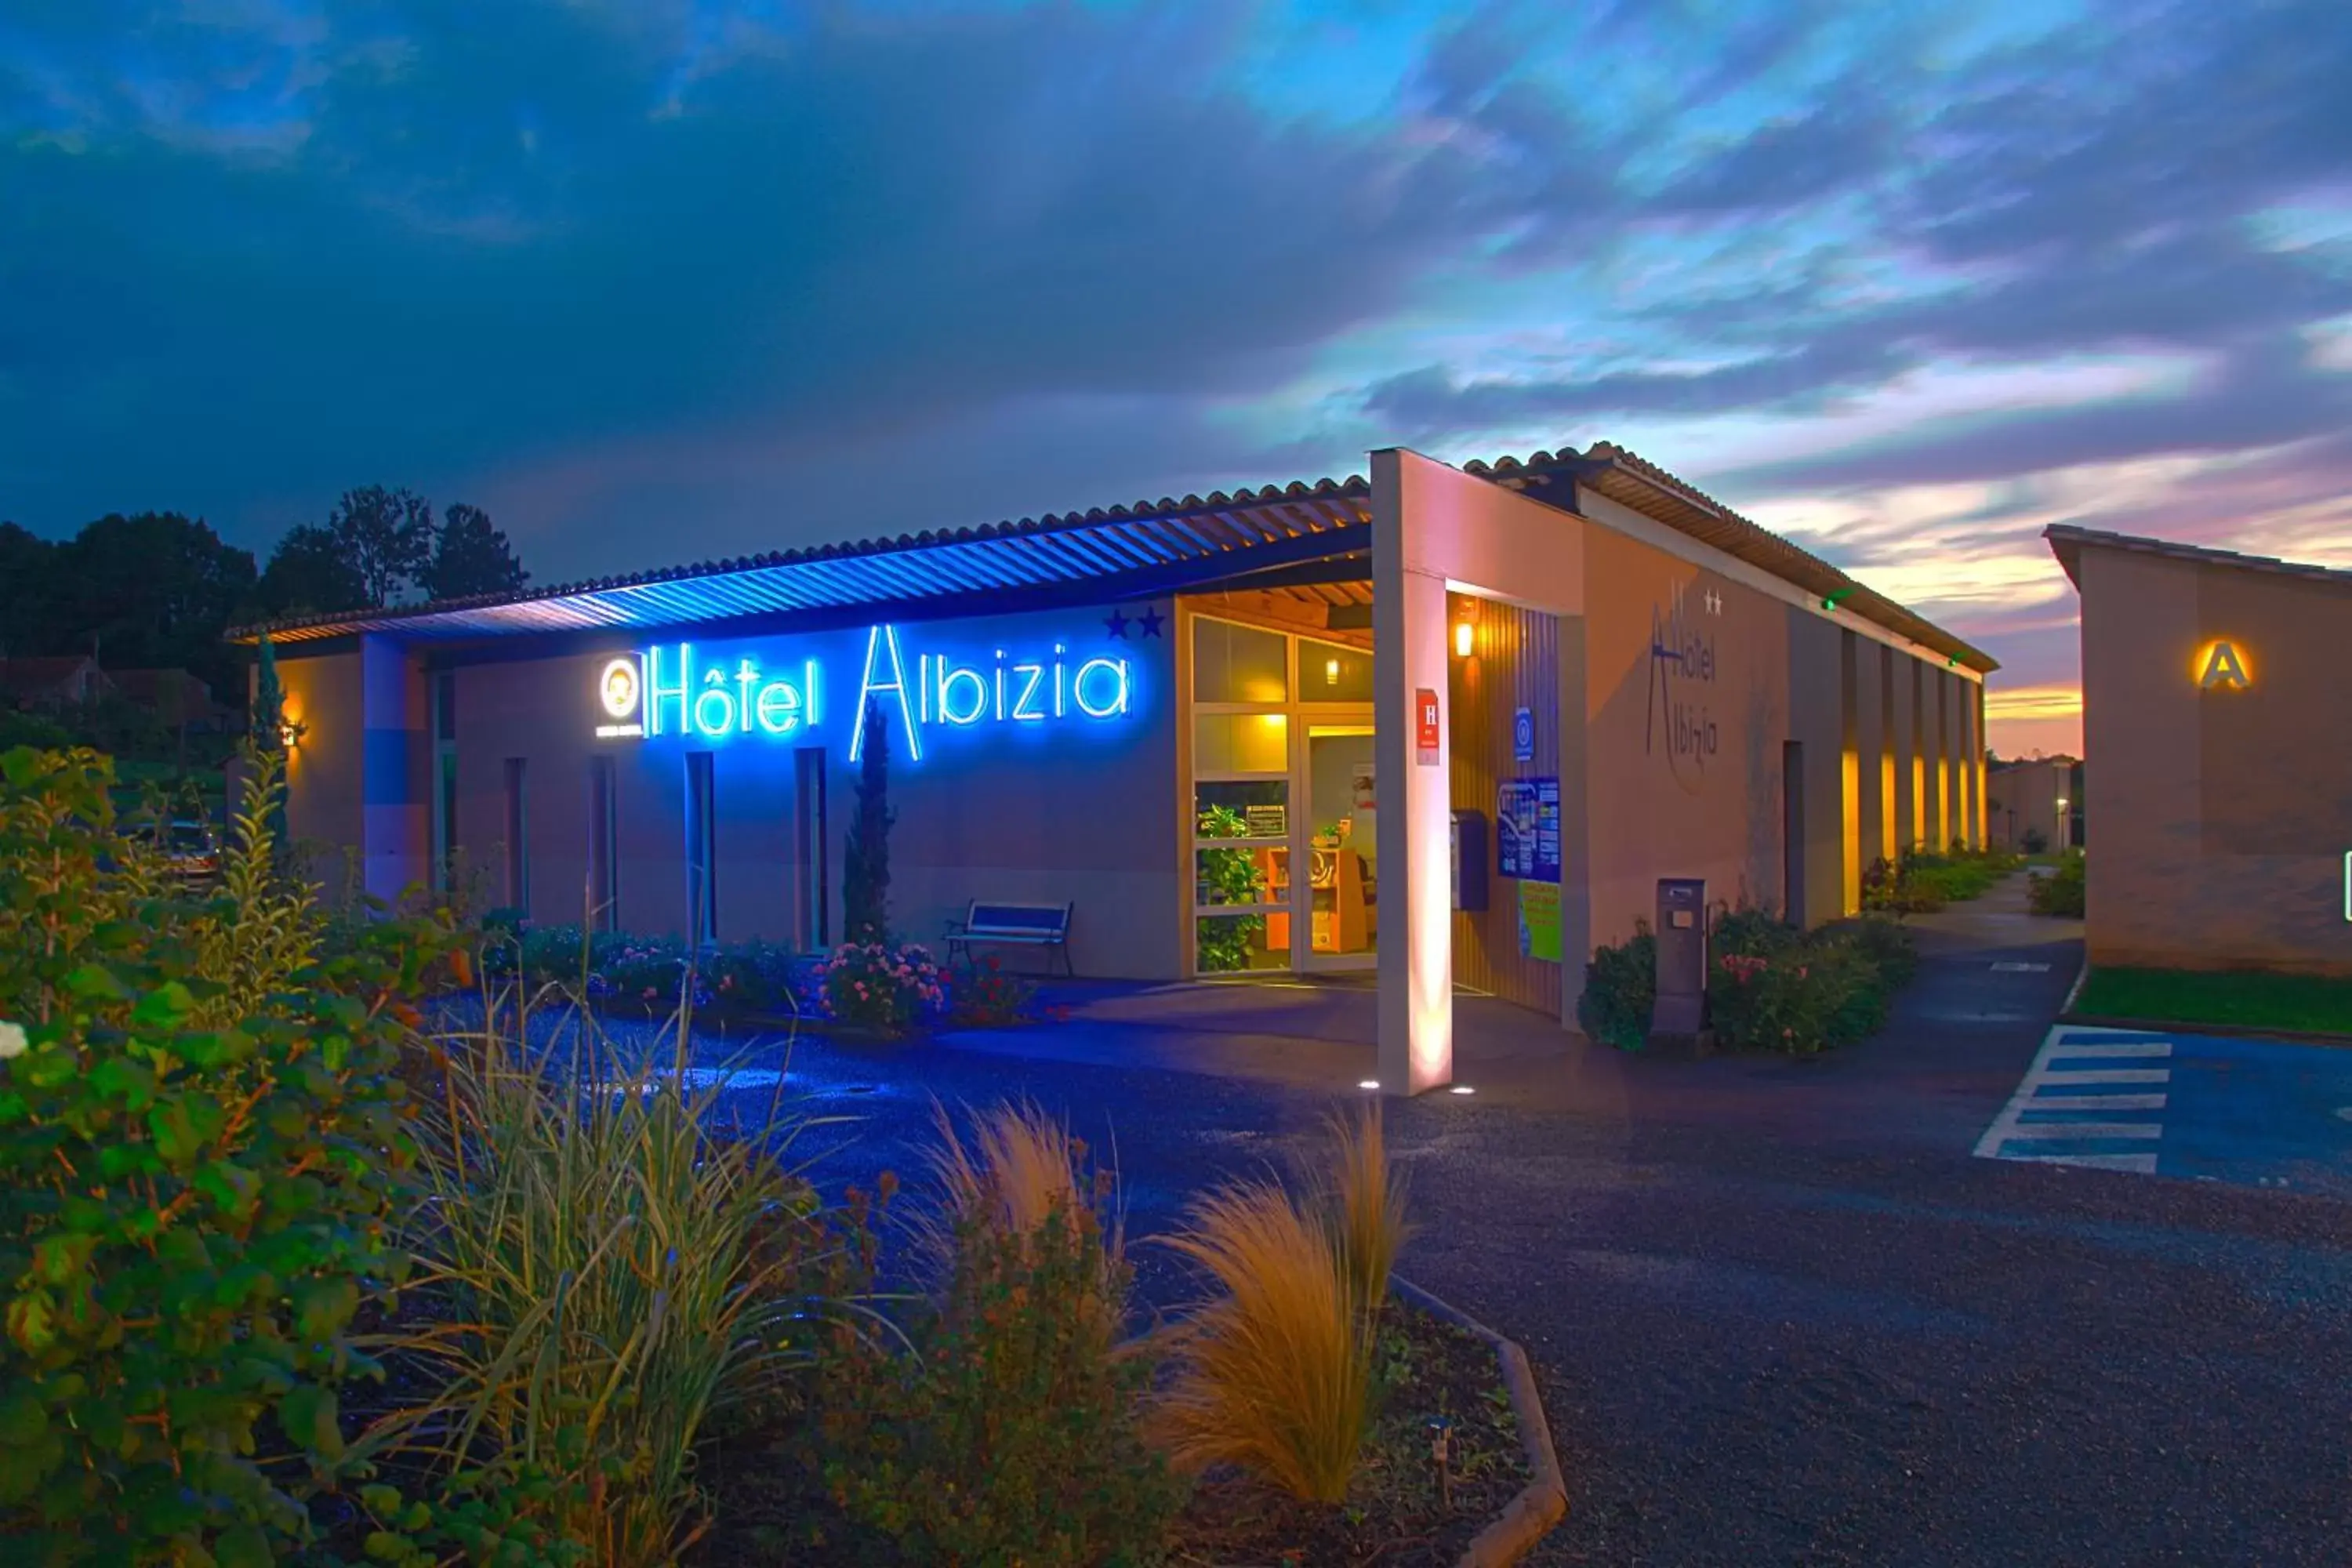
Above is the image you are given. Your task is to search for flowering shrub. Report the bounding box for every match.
[1708,932,1884,1054]
[815,942,944,1035]
[946,956,1040,1028]
[477,927,804,1016]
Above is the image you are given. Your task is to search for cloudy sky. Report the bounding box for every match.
[6,0,2350,757]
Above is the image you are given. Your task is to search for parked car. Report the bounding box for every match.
[131,818,223,889]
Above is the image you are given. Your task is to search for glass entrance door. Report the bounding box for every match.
[1298,722,1378,971]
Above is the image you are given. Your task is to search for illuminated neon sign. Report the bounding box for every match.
[2194,639,2252,691]
[594,624,1133,761]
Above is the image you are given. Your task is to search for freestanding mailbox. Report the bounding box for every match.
[1650,877,1711,1052]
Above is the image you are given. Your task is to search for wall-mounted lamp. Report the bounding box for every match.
[1325,657,1341,687]
[1453,621,1475,659]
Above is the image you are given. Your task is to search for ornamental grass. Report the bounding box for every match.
[355,999,842,1567]
[1149,1177,1377,1504]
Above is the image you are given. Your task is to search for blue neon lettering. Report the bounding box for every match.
[647,643,692,736]
[614,624,1129,755]
[735,660,759,732]
[852,624,921,762]
[694,670,737,736]
[938,662,987,726]
[755,681,801,735]
[1074,656,1129,718]
[1012,662,1045,720]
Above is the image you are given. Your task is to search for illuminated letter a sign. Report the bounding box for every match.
[2198,641,2251,691]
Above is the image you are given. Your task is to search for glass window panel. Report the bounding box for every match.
[1196,911,1289,973]
[1193,779,1288,840]
[1193,711,1288,775]
[1195,845,1279,908]
[1192,618,1290,704]
[1301,639,1374,702]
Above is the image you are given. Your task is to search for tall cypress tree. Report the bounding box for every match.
[249,630,292,845]
[252,630,285,752]
[841,697,894,946]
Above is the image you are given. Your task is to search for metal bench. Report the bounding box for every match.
[944,900,1075,977]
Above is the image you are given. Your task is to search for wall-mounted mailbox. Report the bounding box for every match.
[1650,877,1709,1048]
[1451,811,1488,913]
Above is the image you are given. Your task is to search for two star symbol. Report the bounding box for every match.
[1701,588,1722,616]
[1105,606,1164,639]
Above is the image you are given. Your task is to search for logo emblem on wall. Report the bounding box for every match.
[592,624,1134,761]
[1645,579,1720,788]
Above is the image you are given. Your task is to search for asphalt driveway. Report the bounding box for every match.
[582,878,2350,1566]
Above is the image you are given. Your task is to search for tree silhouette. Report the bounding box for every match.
[256,524,369,620]
[325,485,435,608]
[421,503,529,601]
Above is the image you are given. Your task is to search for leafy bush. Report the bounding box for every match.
[2030,849,2086,917]
[1815,914,1919,990]
[1709,940,1866,1054]
[815,942,944,1035]
[1151,1178,1376,1504]
[1708,913,1917,1054]
[359,1008,840,1566]
[811,1105,1182,1565]
[1577,921,1657,1050]
[2020,826,2049,855]
[0,745,456,1561]
[1711,900,1800,958]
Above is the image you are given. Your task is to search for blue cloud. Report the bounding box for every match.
[4,0,2350,755]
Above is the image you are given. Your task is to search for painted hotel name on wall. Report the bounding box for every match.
[1645,580,1722,780]
[594,624,1134,762]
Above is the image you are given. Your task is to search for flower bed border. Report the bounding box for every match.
[1390,1276,1568,1567]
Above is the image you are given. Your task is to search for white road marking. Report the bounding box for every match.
[1991,961,2052,972]
[2045,1041,2174,1060]
[2003,1152,2161,1173]
[1975,1025,2173,1172]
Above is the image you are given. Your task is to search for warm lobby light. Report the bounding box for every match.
[1326,657,1341,687]
[1453,620,1474,658]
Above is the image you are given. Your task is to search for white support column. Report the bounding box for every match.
[1372,452,1454,1095]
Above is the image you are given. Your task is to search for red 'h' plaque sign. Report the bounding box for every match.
[1415,688,1440,765]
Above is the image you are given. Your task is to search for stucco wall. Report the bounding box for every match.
[442,603,1183,978]
[1581,526,1792,949]
[278,644,366,894]
[2080,546,2352,974]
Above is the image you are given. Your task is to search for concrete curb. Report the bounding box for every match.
[1390,1276,1568,1567]
[2058,1011,2352,1048]
[2060,956,2091,1019]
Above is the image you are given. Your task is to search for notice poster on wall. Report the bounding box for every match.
[1518,880,1562,963]
[1495,778,1563,884]
[1352,760,1376,811]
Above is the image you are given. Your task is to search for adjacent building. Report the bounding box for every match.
[2048,524,2352,976]
[1987,754,2079,852]
[241,443,1995,1091]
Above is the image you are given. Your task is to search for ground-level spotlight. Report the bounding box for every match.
[1358,1079,1381,1091]
[1449,1084,1476,1094]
